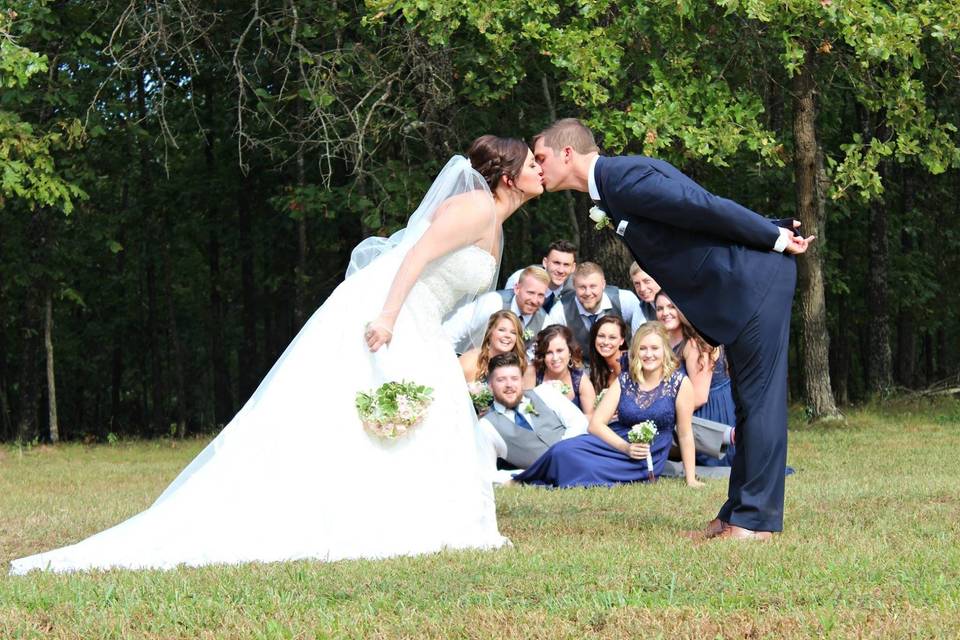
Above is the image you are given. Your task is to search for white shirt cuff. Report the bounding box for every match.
[773,231,790,253]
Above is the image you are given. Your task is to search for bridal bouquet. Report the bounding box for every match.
[355,380,433,439]
[627,420,658,481]
[467,381,493,414]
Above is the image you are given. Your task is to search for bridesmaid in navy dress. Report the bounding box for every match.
[655,291,736,466]
[522,325,597,419]
[514,322,703,488]
[588,315,629,397]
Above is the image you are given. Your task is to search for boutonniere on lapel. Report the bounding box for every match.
[589,206,613,231]
[522,328,534,342]
[520,399,539,417]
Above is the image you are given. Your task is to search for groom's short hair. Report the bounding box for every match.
[534,118,599,155]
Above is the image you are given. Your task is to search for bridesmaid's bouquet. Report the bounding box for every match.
[547,379,572,396]
[467,381,494,414]
[355,380,434,439]
[627,420,658,482]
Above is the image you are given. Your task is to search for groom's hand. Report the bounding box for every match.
[779,221,816,255]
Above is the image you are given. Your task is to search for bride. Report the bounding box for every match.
[11,135,544,573]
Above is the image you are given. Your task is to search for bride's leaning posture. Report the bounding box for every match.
[11,135,544,574]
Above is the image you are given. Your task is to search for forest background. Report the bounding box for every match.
[2,0,959,443]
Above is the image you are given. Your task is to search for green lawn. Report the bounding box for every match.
[2,398,959,639]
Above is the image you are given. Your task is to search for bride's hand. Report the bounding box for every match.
[365,320,394,352]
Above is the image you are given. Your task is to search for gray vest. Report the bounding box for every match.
[485,391,566,468]
[561,285,629,352]
[497,289,547,347]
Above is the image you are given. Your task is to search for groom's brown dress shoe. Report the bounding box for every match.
[713,524,773,541]
[681,518,728,540]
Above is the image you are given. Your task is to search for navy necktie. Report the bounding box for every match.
[586,313,598,329]
[513,410,533,430]
[544,291,555,312]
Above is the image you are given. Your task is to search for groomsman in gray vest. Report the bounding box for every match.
[503,240,578,313]
[629,261,661,322]
[476,353,588,470]
[443,266,550,353]
[544,261,647,353]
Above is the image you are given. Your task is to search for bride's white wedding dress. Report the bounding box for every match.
[11,166,509,573]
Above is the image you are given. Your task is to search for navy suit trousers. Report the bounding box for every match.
[718,255,796,532]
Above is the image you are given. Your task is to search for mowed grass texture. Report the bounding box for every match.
[2,398,959,639]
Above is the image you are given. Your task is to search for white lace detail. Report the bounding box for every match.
[408,245,497,325]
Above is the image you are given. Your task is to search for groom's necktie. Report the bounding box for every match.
[585,313,599,329]
[513,410,533,431]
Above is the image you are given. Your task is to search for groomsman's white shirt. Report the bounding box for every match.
[544,288,647,334]
[443,290,539,353]
[476,382,589,464]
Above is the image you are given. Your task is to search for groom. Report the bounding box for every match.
[533,118,814,541]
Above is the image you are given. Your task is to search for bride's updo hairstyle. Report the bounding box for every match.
[468,135,529,192]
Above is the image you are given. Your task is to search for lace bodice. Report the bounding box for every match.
[615,369,684,440]
[408,245,497,324]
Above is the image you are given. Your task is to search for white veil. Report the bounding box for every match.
[152,155,501,505]
[346,155,500,280]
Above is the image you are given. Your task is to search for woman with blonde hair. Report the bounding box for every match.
[459,310,526,383]
[513,322,702,488]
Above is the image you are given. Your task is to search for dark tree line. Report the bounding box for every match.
[1,1,958,442]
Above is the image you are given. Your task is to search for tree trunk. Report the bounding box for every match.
[45,291,59,443]
[861,108,893,395]
[15,210,44,442]
[895,166,916,388]
[541,76,580,239]
[294,99,308,329]
[936,326,947,379]
[161,221,189,438]
[238,173,259,400]
[204,83,234,426]
[138,72,165,435]
[0,372,11,441]
[17,275,41,443]
[923,330,934,385]
[791,50,841,420]
[0,331,13,440]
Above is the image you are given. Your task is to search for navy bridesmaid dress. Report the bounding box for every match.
[674,342,737,467]
[536,367,585,411]
[513,369,686,488]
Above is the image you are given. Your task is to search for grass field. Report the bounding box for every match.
[2,398,959,639]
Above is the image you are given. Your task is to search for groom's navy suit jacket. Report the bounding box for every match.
[593,155,791,346]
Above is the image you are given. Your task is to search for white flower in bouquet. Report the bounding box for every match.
[627,420,659,480]
[548,379,572,396]
[355,380,433,440]
[467,381,493,414]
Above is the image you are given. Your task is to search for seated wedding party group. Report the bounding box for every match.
[444,240,738,488]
